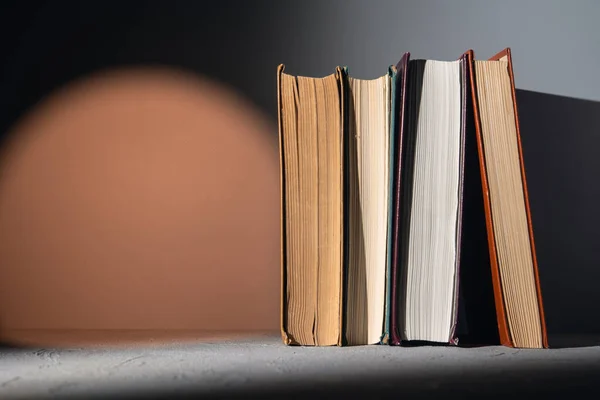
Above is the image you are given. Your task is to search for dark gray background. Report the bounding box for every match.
[0,0,598,338]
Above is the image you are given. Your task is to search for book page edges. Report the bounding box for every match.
[499,49,549,349]
[277,64,346,346]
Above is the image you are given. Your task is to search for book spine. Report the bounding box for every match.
[390,53,410,346]
[277,64,294,345]
[448,54,469,346]
[380,66,398,345]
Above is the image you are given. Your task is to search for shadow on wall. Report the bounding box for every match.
[517,89,600,337]
[0,68,281,346]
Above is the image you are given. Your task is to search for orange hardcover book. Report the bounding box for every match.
[465,48,548,348]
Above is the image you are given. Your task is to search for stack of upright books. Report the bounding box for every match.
[277,48,548,349]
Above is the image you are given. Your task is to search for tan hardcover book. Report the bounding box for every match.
[277,65,345,346]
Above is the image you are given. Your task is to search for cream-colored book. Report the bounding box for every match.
[345,72,392,345]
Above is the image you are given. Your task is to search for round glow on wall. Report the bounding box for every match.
[0,68,280,345]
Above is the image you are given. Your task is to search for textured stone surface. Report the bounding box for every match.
[1,334,599,399]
